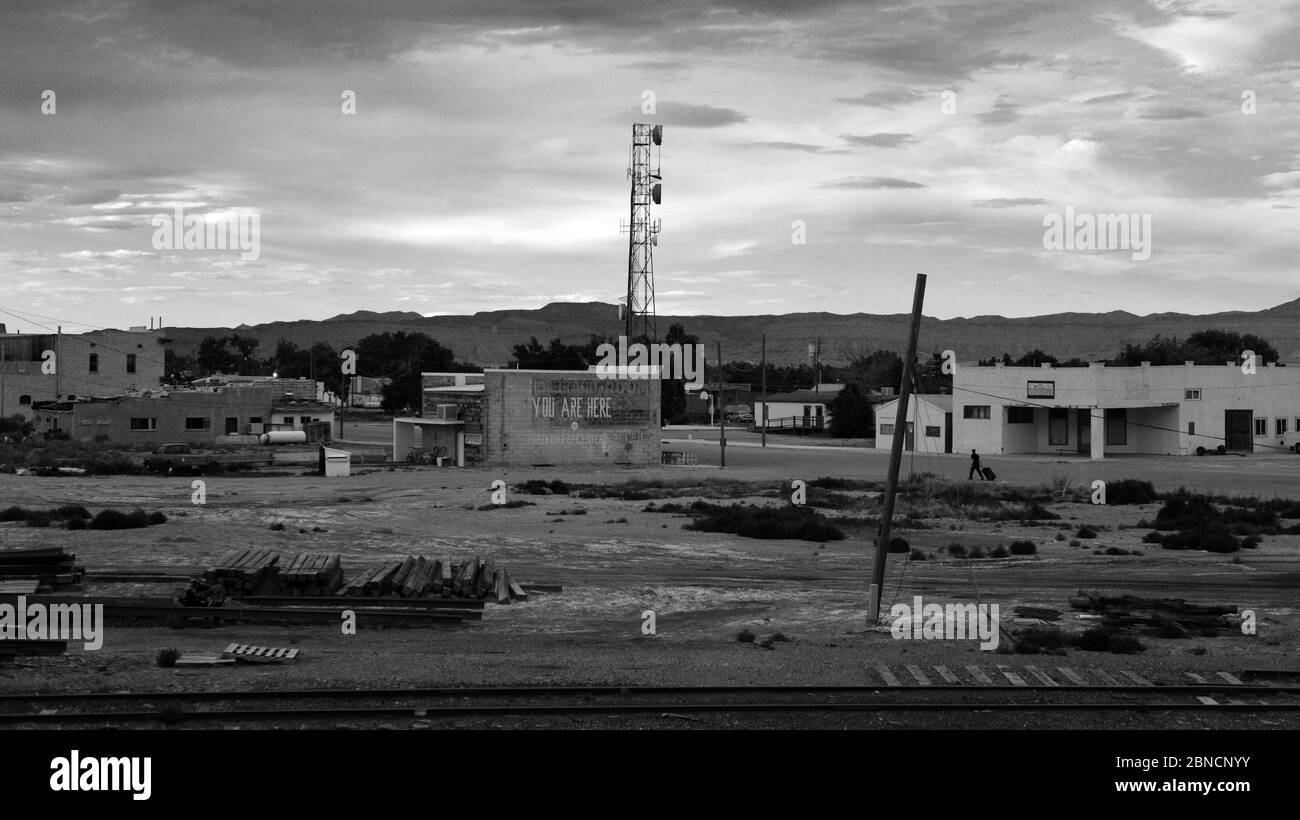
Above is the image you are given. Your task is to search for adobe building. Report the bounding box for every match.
[0,327,166,418]
[33,386,277,446]
[393,369,661,467]
[953,358,1300,459]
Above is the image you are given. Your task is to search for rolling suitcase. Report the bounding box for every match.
[982,467,996,481]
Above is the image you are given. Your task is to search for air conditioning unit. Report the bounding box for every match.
[434,404,458,420]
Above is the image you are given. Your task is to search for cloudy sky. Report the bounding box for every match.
[1,0,1298,332]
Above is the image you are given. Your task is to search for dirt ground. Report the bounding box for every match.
[0,462,1296,729]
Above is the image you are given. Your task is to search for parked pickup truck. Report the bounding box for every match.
[141,443,271,475]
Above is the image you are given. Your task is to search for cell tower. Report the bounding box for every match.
[622,123,662,341]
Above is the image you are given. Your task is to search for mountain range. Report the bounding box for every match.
[161,297,1300,367]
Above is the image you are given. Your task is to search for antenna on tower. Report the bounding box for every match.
[620,123,662,341]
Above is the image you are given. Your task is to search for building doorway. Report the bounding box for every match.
[225,417,238,435]
[944,412,953,454]
[904,422,915,451]
[1077,411,1091,455]
[1224,409,1253,452]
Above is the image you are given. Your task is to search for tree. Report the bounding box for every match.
[508,335,607,370]
[1109,330,1280,367]
[195,335,237,375]
[827,382,875,438]
[659,323,699,424]
[352,331,467,413]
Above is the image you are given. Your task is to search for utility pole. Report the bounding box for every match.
[717,340,726,468]
[870,274,926,623]
[760,333,767,448]
[55,326,61,399]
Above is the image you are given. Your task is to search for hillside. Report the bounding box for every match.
[158,297,1300,368]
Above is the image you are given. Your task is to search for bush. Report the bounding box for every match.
[887,536,909,553]
[51,504,92,520]
[1105,479,1159,505]
[25,511,51,527]
[736,629,756,643]
[1009,540,1037,555]
[268,521,286,531]
[518,479,571,495]
[1013,626,1068,655]
[477,500,536,510]
[0,506,28,522]
[967,546,986,559]
[681,502,845,543]
[1075,627,1146,654]
[148,511,168,525]
[945,542,967,558]
[156,648,180,668]
[908,548,927,561]
[66,516,86,531]
[990,545,1010,558]
[1241,535,1261,549]
[1076,525,1098,539]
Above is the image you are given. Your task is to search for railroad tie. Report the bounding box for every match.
[933,665,961,685]
[965,665,993,685]
[1196,696,1218,706]
[1055,666,1088,687]
[1184,671,1209,684]
[873,664,902,687]
[1023,665,1058,686]
[904,665,932,686]
[1120,670,1152,686]
[997,665,1028,686]
[1089,668,1121,686]
[1216,671,1244,686]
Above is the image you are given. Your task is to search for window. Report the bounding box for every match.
[129,417,157,431]
[249,416,262,425]
[18,394,31,406]
[925,425,941,437]
[282,416,293,424]
[1255,418,1268,437]
[1184,388,1201,400]
[1278,418,1288,436]
[1105,408,1127,445]
[300,416,311,426]
[126,354,136,373]
[88,353,98,373]
[963,405,991,420]
[184,417,211,431]
[1006,407,1034,424]
[879,424,895,435]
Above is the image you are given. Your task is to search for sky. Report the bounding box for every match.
[1,0,1298,332]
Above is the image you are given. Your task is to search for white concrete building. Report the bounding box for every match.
[754,389,836,431]
[952,358,1300,459]
[874,394,953,453]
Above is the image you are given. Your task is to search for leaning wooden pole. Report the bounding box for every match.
[869,274,926,622]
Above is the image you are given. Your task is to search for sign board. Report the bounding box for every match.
[1026,380,1055,399]
[464,432,483,446]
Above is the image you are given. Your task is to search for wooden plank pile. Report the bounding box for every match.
[203,549,281,594]
[1069,590,1237,637]
[276,552,343,595]
[0,547,85,592]
[338,554,523,603]
[0,638,68,662]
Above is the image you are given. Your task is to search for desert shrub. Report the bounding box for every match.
[518,479,571,495]
[1054,532,1065,541]
[990,545,1010,558]
[682,502,845,542]
[908,548,926,561]
[1108,635,1146,654]
[65,516,86,531]
[1102,547,1139,556]
[268,521,286,531]
[51,504,91,520]
[736,629,756,643]
[945,542,967,558]
[126,509,150,528]
[477,500,536,510]
[156,648,180,668]
[1074,627,1146,654]
[90,509,131,530]
[25,511,51,527]
[1105,479,1159,505]
[0,506,28,522]
[1013,626,1067,655]
[147,511,168,525]
[1076,525,1098,539]
[887,536,909,553]
[1009,540,1037,555]
[1241,535,1261,549]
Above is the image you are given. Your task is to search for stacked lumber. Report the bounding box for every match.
[0,547,85,591]
[338,554,524,603]
[277,552,343,595]
[203,549,281,594]
[1070,590,1237,636]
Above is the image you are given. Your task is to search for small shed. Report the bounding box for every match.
[319,446,351,477]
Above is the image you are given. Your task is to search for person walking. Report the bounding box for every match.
[969,449,984,480]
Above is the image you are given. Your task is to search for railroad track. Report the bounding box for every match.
[1,682,1295,726]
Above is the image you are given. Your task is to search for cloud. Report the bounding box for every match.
[1140,105,1206,120]
[644,101,747,128]
[835,87,929,108]
[1082,91,1139,105]
[842,132,917,148]
[818,176,926,190]
[978,98,1022,126]
[747,141,833,153]
[971,198,1048,208]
